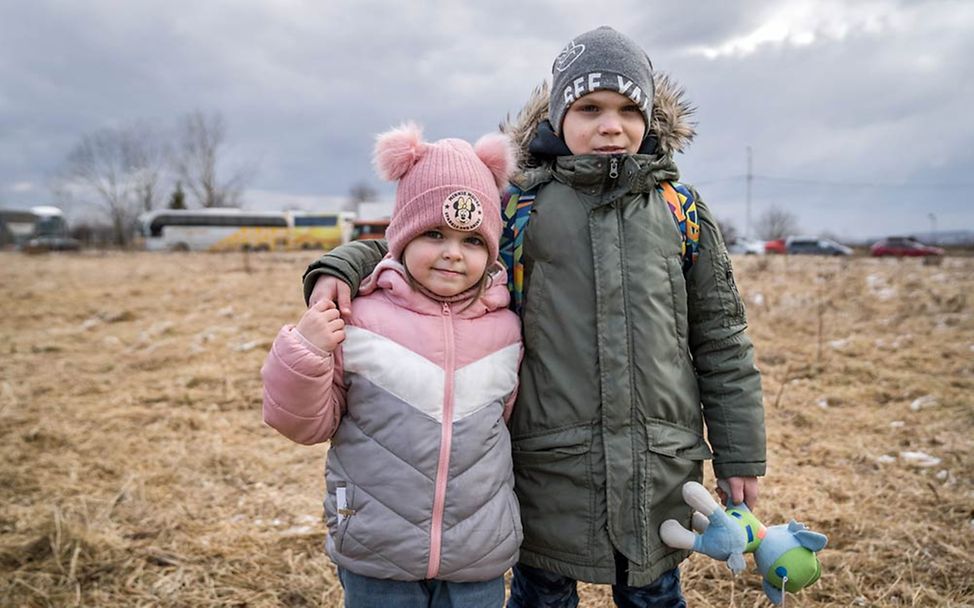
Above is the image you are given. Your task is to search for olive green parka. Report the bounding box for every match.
[302,74,766,587]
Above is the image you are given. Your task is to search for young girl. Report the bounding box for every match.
[261,123,522,608]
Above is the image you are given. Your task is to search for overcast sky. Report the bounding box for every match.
[2,0,972,240]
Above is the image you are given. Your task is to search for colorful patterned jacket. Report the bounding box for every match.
[262,259,523,581]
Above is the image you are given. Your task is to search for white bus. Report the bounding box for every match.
[0,206,79,251]
[138,208,354,252]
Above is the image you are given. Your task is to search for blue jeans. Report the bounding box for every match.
[507,561,686,608]
[337,567,505,608]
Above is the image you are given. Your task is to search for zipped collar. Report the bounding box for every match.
[521,119,681,197]
[358,257,511,319]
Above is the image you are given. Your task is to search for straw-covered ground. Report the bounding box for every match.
[1,250,972,607]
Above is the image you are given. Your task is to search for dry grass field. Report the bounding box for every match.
[1,251,972,607]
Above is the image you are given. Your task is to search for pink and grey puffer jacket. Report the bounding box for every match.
[261,259,523,582]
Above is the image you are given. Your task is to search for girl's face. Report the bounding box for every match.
[561,90,646,155]
[402,225,489,297]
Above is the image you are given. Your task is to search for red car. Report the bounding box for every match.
[352,219,390,241]
[870,237,944,257]
[764,238,787,254]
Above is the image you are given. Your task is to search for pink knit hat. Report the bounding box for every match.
[374,122,515,263]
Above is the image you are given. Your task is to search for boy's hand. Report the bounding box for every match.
[310,276,352,317]
[295,299,346,353]
[716,476,759,508]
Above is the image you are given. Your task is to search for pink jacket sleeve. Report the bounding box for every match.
[261,325,346,445]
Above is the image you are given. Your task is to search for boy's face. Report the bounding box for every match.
[561,90,646,155]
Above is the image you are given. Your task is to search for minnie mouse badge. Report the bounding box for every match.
[442,190,483,231]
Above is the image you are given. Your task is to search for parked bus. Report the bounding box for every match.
[138,208,354,252]
[291,211,355,250]
[0,206,79,251]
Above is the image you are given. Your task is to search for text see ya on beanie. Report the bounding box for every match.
[548,25,655,138]
[374,122,515,264]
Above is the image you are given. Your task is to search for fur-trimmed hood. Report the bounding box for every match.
[500,73,696,170]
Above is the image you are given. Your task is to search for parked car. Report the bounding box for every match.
[869,236,944,257]
[785,236,853,256]
[764,238,787,254]
[726,238,765,255]
[23,235,81,253]
[351,219,390,241]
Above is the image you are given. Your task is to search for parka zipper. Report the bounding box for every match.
[609,156,620,179]
[427,301,456,579]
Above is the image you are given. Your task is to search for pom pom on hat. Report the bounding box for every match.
[473,133,516,189]
[374,122,427,181]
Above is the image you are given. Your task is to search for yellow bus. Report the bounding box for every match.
[290,211,355,250]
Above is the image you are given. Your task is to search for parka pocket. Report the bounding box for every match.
[641,420,712,560]
[326,482,356,555]
[711,249,747,327]
[665,255,690,353]
[506,488,524,547]
[521,261,547,350]
[512,426,593,558]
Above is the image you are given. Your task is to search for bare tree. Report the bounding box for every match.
[125,126,168,213]
[56,123,167,246]
[346,181,377,213]
[174,110,250,208]
[715,216,739,244]
[755,205,799,240]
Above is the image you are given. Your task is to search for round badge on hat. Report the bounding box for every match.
[443,190,483,231]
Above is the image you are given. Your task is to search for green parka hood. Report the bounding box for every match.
[501,73,698,171]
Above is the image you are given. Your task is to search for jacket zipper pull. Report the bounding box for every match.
[609,156,619,179]
[442,302,450,316]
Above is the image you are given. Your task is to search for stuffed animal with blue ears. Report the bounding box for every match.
[660,481,828,605]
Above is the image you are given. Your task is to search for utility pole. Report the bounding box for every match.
[745,146,753,240]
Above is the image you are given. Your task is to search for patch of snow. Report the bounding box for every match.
[816,398,829,409]
[899,451,941,467]
[750,293,765,307]
[876,455,896,464]
[234,340,262,352]
[829,339,849,350]
[102,336,123,348]
[217,306,234,317]
[876,288,897,301]
[910,395,938,411]
[890,420,905,428]
[280,525,315,536]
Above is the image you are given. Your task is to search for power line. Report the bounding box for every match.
[694,174,974,190]
[755,175,974,189]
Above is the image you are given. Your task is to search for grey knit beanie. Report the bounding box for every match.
[548,26,654,138]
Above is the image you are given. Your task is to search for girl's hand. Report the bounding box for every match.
[295,299,346,353]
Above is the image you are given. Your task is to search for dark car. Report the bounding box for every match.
[870,237,944,257]
[352,219,390,241]
[23,236,81,253]
[785,236,853,256]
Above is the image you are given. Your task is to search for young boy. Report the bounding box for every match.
[303,26,766,608]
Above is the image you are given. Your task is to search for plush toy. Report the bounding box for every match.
[660,481,828,605]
